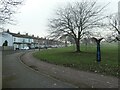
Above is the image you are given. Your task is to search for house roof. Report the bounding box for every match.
[5,30,39,39]
[3,30,62,43]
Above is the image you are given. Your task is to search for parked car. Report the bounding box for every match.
[21,47,29,50]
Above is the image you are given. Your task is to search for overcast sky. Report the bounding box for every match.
[6,0,119,38]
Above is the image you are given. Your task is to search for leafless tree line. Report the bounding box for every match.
[106,13,119,41]
[0,0,23,31]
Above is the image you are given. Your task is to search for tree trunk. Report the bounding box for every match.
[75,38,80,52]
[65,40,68,47]
[75,29,81,52]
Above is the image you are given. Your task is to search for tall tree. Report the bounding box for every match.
[106,13,120,41]
[0,0,23,30]
[48,1,107,52]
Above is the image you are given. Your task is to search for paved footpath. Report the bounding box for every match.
[2,51,76,88]
[21,50,119,88]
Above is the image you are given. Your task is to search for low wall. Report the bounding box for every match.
[0,51,2,89]
[0,46,14,51]
[0,47,2,51]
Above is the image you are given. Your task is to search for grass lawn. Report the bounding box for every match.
[33,43,119,77]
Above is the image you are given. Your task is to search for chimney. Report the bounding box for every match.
[7,29,9,33]
[37,36,39,38]
[18,32,20,34]
[26,33,28,36]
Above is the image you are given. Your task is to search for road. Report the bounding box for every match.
[2,50,76,88]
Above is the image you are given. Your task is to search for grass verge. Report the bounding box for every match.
[33,44,119,77]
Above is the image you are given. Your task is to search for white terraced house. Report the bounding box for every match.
[0,30,39,50]
[0,29,66,50]
[0,30,13,48]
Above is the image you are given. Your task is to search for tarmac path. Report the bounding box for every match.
[21,50,119,88]
[2,50,76,88]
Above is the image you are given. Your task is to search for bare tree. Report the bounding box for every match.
[106,13,120,41]
[105,33,118,43]
[0,0,23,30]
[48,1,108,52]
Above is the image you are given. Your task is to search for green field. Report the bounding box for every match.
[33,43,119,77]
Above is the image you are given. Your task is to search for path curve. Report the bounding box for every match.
[2,50,76,88]
[21,50,119,88]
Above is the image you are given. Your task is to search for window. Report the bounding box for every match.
[14,38,16,41]
[28,39,30,42]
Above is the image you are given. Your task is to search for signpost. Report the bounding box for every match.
[92,37,103,63]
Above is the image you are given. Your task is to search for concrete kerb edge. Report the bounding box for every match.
[18,51,78,88]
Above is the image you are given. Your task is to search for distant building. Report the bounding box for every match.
[0,30,64,50]
[0,30,13,47]
[0,30,39,50]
